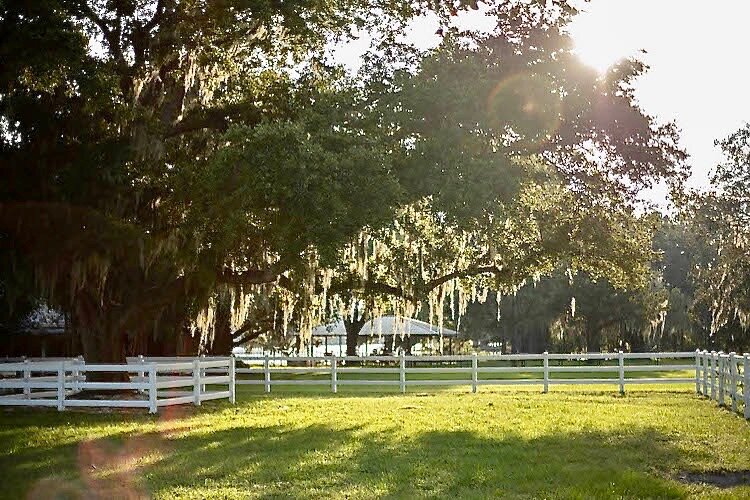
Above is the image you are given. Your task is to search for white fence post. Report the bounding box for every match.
[193,359,201,406]
[229,356,236,404]
[138,355,146,393]
[471,353,478,393]
[695,349,701,394]
[148,364,157,414]
[264,354,271,393]
[744,354,749,419]
[72,358,80,393]
[702,350,708,396]
[399,351,406,394]
[711,351,717,400]
[23,359,30,399]
[618,350,625,395]
[718,352,725,406]
[730,352,737,412]
[331,354,338,394]
[200,354,206,394]
[57,362,65,411]
[543,351,549,393]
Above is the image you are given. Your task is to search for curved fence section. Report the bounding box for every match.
[0,357,234,414]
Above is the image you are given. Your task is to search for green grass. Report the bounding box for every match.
[1,385,749,499]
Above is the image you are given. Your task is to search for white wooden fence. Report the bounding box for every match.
[1,350,746,419]
[696,350,749,419]
[0,357,234,414]
[235,351,699,392]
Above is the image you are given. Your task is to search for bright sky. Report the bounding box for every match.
[569,0,750,197]
[332,1,750,204]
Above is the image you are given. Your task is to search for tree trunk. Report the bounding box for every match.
[207,295,233,355]
[585,326,602,353]
[344,317,366,357]
[74,292,129,382]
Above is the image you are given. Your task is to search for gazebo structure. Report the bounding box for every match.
[310,316,459,356]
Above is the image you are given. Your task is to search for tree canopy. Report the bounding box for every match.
[1,0,696,363]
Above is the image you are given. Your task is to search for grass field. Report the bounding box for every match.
[1,385,749,499]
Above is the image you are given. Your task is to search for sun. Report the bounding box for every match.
[567,4,638,74]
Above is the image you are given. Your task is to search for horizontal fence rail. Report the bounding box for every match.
[0,357,234,414]
[234,351,718,401]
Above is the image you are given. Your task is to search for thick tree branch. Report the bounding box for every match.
[143,0,165,31]
[66,1,125,64]
[422,264,503,291]
[216,265,293,291]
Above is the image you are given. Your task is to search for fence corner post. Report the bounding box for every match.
[744,354,749,420]
[57,361,65,411]
[138,355,146,394]
[264,354,271,394]
[193,358,201,406]
[72,358,80,394]
[399,350,406,394]
[471,352,478,394]
[618,350,625,395]
[718,352,725,407]
[729,352,737,412]
[543,351,549,394]
[694,349,701,395]
[331,354,338,394]
[229,356,236,404]
[148,364,157,414]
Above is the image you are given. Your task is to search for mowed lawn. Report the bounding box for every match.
[1,386,749,499]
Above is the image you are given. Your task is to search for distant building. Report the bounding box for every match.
[309,315,460,356]
[1,304,76,358]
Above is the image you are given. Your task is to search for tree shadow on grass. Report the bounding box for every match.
[2,392,742,499]
[146,424,715,498]
[12,423,711,498]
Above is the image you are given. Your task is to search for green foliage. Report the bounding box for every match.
[319,2,685,346]
[679,124,750,351]
[0,0,691,360]
[0,0,419,359]
[460,269,673,354]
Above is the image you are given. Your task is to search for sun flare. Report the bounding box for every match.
[568,6,637,74]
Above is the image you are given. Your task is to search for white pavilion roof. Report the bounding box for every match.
[311,315,458,337]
